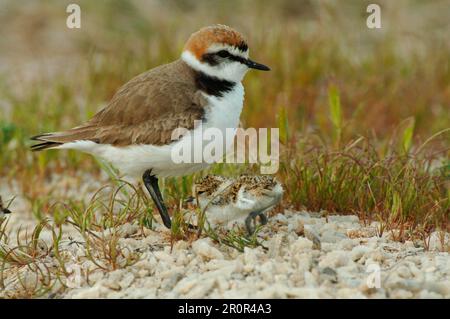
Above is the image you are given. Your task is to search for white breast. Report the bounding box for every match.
[204,83,244,129]
[202,83,244,148]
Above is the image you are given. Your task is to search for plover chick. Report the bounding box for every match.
[30,25,270,230]
[193,175,283,234]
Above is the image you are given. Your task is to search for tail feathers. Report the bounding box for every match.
[30,141,62,151]
[30,133,63,151]
[30,126,98,152]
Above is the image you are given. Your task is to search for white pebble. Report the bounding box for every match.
[192,238,224,260]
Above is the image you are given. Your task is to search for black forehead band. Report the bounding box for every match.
[236,42,248,52]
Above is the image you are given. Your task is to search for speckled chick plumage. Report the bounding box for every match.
[193,174,283,228]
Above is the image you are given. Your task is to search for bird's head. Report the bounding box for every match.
[182,25,270,83]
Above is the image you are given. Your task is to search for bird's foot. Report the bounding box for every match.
[245,210,268,235]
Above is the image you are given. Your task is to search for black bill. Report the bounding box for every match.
[244,58,271,71]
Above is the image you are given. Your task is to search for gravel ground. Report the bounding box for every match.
[1,178,449,299]
[60,212,449,299]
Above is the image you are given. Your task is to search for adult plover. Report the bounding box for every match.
[31,25,270,229]
[192,175,283,234]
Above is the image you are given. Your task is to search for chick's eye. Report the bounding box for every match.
[217,50,229,58]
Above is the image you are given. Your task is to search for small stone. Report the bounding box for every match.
[418,290,444,299]
[423,282,449,296]
[258,261,274,283]
[303,271,318,287]
[267,234,283,257]
[153,251,174,263]
[243,247,258,265]
[321,267,338,283]
[304,225,321,250]
[192,238,224,260]
[369,249,386,262]
[338,238,358,250]
[88,270,104,284]
[71,284,107,298]
[20,272,39,290]
[291,237,313,253]
[347,227,378,239]
[319,251,349,268]
[119,273,135,289]
[161,272,183,290]
[328,215,360,223]
[351,245,371,262]
[390,289,414,299]
[120,223,139,237]
[404,241,415,248]
[186,278,215,298]
[104,281,121,291]
[399,280,422,292]
[336,288,366,298]
[274,213,288,225]
[320,230,347,243]
[294,220,304,236]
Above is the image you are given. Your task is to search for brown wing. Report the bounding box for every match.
[31,60,206,150]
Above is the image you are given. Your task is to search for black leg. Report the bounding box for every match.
[245,210,268,235]
[257,212,268,226]
[143,170,172,229]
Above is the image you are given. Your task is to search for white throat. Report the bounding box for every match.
[181,50,249,83]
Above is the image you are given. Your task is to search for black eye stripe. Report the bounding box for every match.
[222,54,247,65]
[201,53,219,65]
[217,50,230,58]
[201,51,247,66]
[215,51,246,63]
